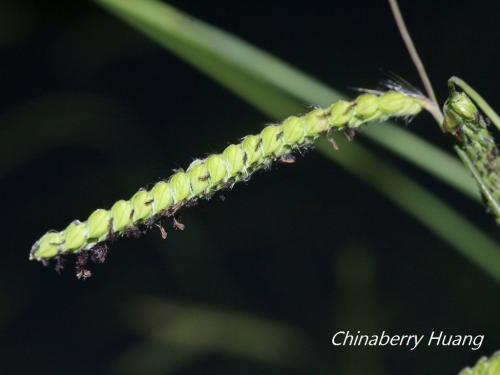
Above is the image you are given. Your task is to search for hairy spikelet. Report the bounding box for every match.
[443,83,500,225]
[30,91,425,268]
[458,351,500,375]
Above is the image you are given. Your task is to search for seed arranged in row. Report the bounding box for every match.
[30,91,426,261]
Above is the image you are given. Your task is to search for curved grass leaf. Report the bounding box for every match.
[94,0,477,201]
[114,297,311,372]
[0,93,154,177]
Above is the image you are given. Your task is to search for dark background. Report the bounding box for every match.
[0,0,499,374]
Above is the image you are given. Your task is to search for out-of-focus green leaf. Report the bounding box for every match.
[94,0,478,201]
[0,93,155,176]
[318,138,500,283]
[116,297,311,371]
[335,244,382,375]
[113,342,202,375]
[93,0,500,282]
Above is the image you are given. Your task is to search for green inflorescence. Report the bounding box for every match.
[458,351,500,375]
[443,82,500,225]
[30,91,425,264]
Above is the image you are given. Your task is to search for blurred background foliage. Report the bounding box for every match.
[0,0,499,374]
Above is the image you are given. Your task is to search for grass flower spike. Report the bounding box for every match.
[30,90,426,276]
[443,78,500,225]
[458,352,500,375]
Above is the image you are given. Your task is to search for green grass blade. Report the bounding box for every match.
[94,0,478,202]
[93,0,500,282]
[317,139,500,283]
[124,297,311,368]
[363,125,480,200]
